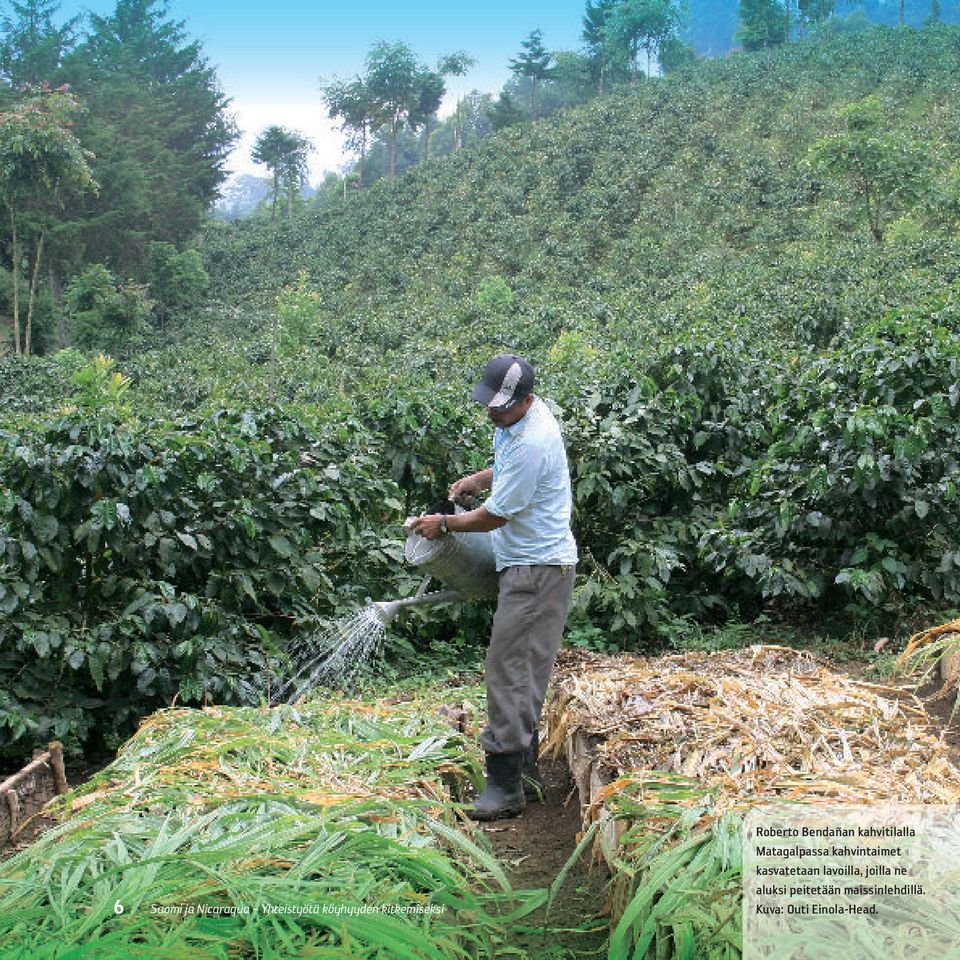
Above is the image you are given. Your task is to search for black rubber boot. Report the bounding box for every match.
[521,730,544,802]
[467,751,526,821]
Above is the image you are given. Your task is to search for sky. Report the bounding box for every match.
[56,1,590,183]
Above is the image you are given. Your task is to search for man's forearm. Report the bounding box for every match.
[472,468,494,491]
[446,504,506,533]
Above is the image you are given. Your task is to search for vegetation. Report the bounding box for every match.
[0,8,958,958]
[251,125,312,221]
[0,0,235,355]
[0,690,543,957]
[2,23,959,769]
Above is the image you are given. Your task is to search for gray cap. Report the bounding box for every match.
[471,354,535,408]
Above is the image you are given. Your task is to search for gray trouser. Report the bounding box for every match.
[478,563,576,755]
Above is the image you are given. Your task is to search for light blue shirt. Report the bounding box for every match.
[484,397,579,572]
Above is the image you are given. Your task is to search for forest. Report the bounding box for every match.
[0,1,959,957]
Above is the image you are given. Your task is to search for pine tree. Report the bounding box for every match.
[0,0,77,89]
[487,90,525,130]
[60,0,237,273]
[582,0,623,93]
[509,29,554,120]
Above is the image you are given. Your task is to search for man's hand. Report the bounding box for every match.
[449,468,493,502]
[409,513,445,540]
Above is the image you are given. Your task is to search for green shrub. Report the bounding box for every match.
[147,241,210,325]
[0,406,403,760]
[473,275,514,313]
[65,264,154,355]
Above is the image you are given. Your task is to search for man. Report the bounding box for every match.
[409,353,578,820]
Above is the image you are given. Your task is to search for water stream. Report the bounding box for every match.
[264,604,387,705]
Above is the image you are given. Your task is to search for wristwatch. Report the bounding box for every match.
[439,514,449,535]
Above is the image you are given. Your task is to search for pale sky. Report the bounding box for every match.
[56,1,589,183]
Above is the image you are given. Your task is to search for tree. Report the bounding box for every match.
[550,51,594,108]
[659,36,698,73]
[509,29,554,121]
[364,41,421,181]
[582,0,624,93]
[252,126,311,221]
[61,0,237,274]
[321,76,378,187]
[605,0,683,79]
[0,86,96,355]
[809,96,928,244]
[436,50,475,151]
[737,0,789,50]
[407,67,444,163]
[0,0,77,89]
[64,262,152,354]
[147,240,208,326]
[796,0,836,33]
[487,90,525,130]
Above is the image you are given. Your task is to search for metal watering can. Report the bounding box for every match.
[371,509,498,626]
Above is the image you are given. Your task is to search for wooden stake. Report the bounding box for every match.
[48,742,69,794]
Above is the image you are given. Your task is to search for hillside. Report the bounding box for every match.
[685,0,960,56]
[2,26,959,761]
[202,26,960,349]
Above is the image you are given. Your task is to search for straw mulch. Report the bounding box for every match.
[544,644,960,812]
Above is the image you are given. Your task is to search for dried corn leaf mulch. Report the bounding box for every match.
[543,645,960,960]
[53,693,484,820]
[544,643,960,809]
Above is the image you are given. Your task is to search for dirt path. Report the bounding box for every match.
[473,753,612,959]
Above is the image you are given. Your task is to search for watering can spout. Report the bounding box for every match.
[370,584,465,626]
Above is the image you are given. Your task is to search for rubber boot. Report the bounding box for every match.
[521,730,544,802]
[467,751,526,821]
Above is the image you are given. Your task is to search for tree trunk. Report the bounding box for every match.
[422,118,432,162]
[271,170,278,221]
[389,118,398,180]
[862,182,883,244]
[530,78,537,121]
[50,266,67,349]
[454,99,463,150]
[24,232,44,357]
[359,124,366,188]
[10,210,20,356]
[899,0,905,23]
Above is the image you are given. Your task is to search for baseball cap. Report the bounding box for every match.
[471,354,535,408]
